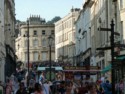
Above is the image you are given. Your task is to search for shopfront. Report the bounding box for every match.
[37,66,63,81]
[101,55,125,83]
[63,66,101,81]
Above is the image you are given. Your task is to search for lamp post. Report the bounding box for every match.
[48,35,53,81]
[96,20,115,93]
[27,19,30,87]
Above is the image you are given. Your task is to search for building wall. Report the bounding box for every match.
[15,16,55,68]
[75,6,91,66]
[4,0,16,79]
[0,0,5,82]
[55,8,80,65]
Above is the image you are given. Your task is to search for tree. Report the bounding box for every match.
[47,16,61,24]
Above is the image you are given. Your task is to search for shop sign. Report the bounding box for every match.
[64,66,100,70]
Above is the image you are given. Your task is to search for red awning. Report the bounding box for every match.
[63,70,101,72]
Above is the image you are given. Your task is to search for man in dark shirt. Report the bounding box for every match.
[16,82,28,94]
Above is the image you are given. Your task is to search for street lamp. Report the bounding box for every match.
[23,19,30,87]
[48,35,53,81]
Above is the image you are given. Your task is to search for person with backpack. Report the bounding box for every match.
[100,80,112,94]
[39,72,45,85]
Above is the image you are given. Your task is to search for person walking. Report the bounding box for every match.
[16,82,28,94]
[43,80,51,94]
[28,79,35,94]
[31,83,44,94]
[58,81,66,94]
[100,80,112,94]
[6,79,12,94]
[39,72,45,85]
[88,83,98,94]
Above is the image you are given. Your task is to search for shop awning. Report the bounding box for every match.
[101,64,111,73]
[116,56,125,60]
[55,67,63,71]
[37,67,63,71]
[37,67,46,71]
[63,70,101,72]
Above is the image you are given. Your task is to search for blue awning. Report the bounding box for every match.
[37,67,46,71]
[101,64,111,73]
[37,67,63,71]
[55,67,63,71]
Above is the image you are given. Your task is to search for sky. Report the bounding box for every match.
[15,0,83,22]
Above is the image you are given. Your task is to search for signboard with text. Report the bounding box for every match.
[63,66,100,70]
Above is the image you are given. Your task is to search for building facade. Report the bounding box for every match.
[74,0,125,82]
[55,8,80,66]
[15,16,55,69]
[0,0,16,82]
[0,0,5,82]
[75,0,93,80]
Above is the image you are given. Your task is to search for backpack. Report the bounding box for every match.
[105,84,112,91]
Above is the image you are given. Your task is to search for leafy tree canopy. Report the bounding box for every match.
[47,16,61,24]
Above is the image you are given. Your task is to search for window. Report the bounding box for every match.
[42,52,47,61]
[120,0,123,9]
[78,29,81,33]
[121,21,123,43]
[24,40,27,47]
[25,31,28,36]
[42,30,46,35]
[33,39,38,47]
[69,33,72,42]
[42,39,47,47]
[33,52,38,61]
[51,30,54,35]
[33,30,37,35]
[25,52,27,61]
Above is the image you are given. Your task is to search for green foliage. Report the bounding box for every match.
[47,16,61,24]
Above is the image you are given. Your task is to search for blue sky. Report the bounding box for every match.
[15,0,83,22]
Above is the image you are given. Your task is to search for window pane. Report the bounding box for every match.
[42,52,47,61]
[25,40,27,47]
[51,30,54,35]
[33,52,38,61]
[25,52,27,61]
[34,30,37,35]
[42,30,46,35]
[42,39,47,47]
[33,39,38,47]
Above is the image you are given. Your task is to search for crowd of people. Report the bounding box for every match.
[1,72,125,94]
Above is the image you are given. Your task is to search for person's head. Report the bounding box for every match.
[106,80,109,84]
[120,79,123,83]
[19,82,25,89]
[88,83,97,94]
[34,83,42,92]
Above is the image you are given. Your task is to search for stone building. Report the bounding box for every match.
[0,0,5,82]
[0,0,16,82]
[55,8,80,66]
[15,15,55,69]
[74,0,125,82]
